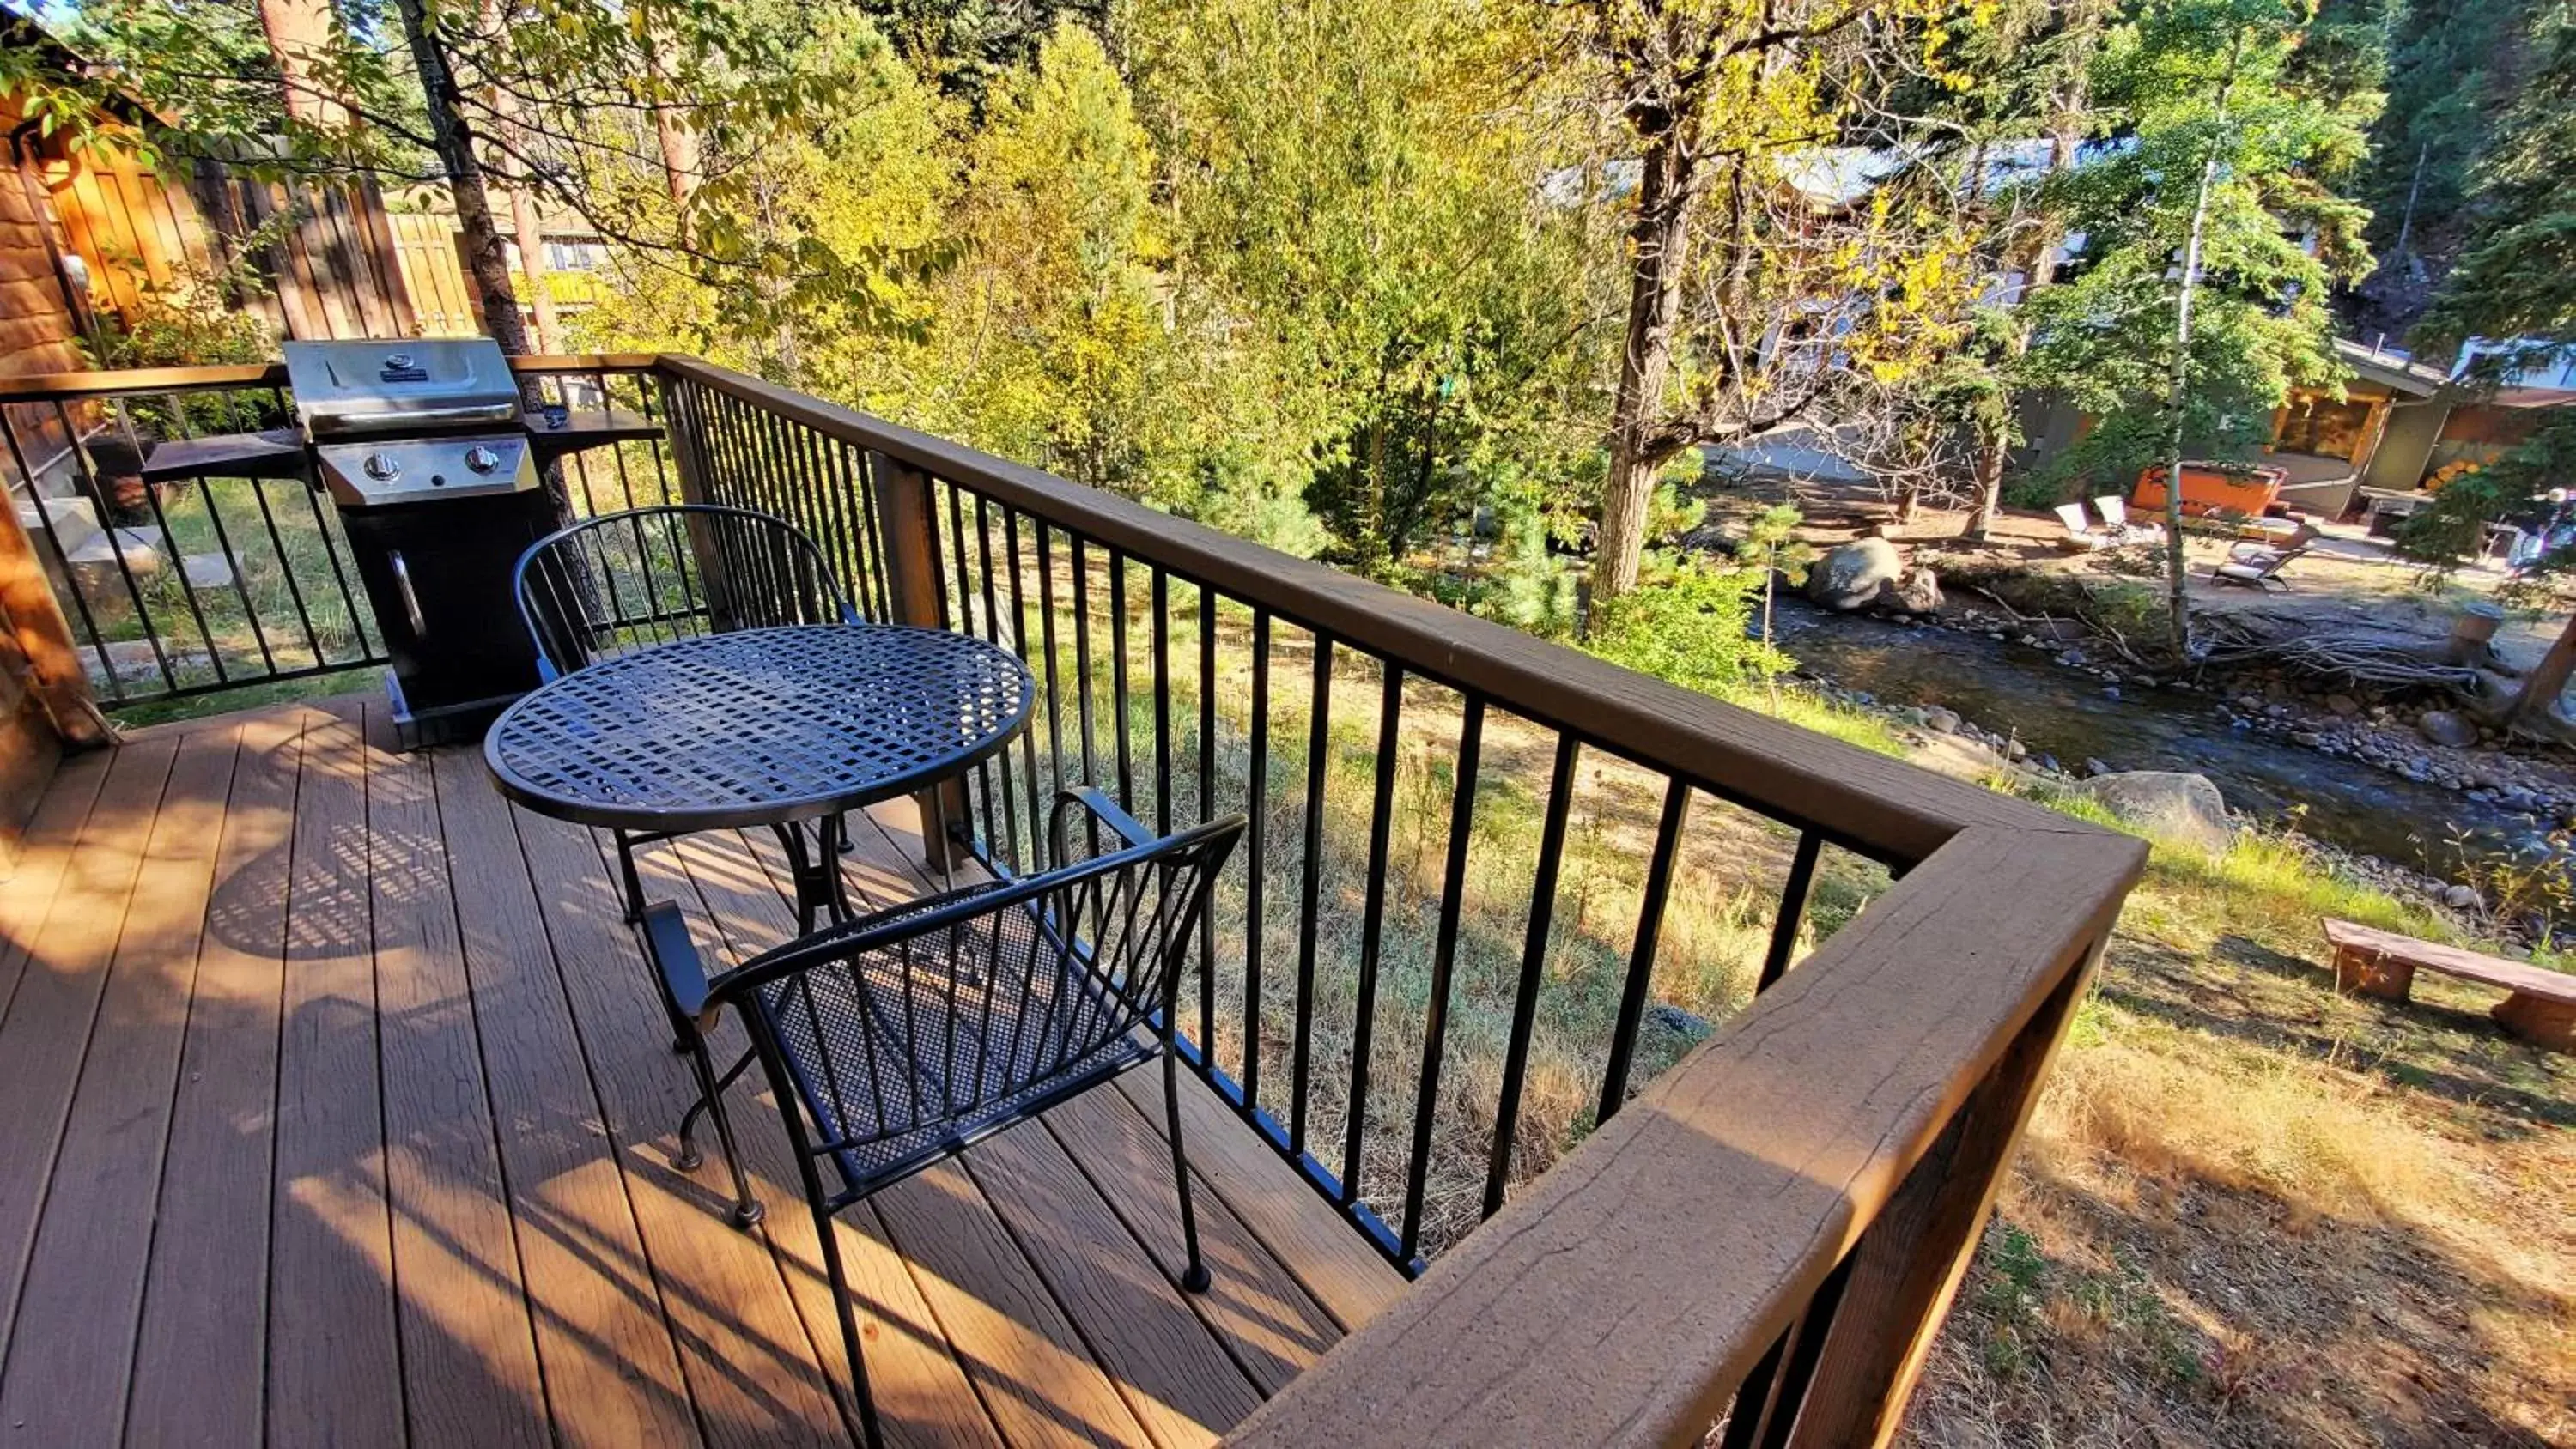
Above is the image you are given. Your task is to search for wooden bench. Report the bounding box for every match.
[2321,918,2576,1052]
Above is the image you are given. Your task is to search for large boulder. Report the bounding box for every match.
[1806,537,1904,611]
[2081,771,2233,853]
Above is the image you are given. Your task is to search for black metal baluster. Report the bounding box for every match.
[52,400,176,694]
[973,494,1024,872]
[639,379,678,507]
[1003,510,1047,870]
[137,466,225,688]
[1,417,122,695]
[1400,695,1483,1260]
[1109,550,1133,807]
[242,476,326,671]
[1760,831,1825,991]
[1072,537,1098,787]
[1151,570,1171,835]
[191,464,279,679]
[1289,634,1331,1154]
[1242,609,1270,1110]
[293,461,373,661]
[1196,584,1217,1053]
[1597,779,1692,1126]
[942,479,1002,858]
[1747,1256,1855,1449]
[1340,663,1404,1205]
[1484,732,1578,1219]
[1035,523,1068,804]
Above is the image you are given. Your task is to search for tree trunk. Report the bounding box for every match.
[479,0,557,353]
[1592,111,1697,611]
[256,0,347,127]
[2503,610,2576,724]
[508,185,560,353]
[1964,433,2008,539]
[2158,33,2244,662]
[394,0,529,359]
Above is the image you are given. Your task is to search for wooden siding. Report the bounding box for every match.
[0,695,1403,1446]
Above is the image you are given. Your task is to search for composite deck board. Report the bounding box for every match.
[125,708,307,1449]
[361,706,553,1447]
[0,717,1404,1446]
[428,747,702,1449]
[0,738,179,1373]
[0,726,235,1446]
[266,703,407,1448]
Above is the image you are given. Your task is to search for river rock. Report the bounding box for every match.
[2443,883,2482,911]
[1806,538,1903,611]
[2081,771,2233,853]
[2416,710,2479,749]
[2325,694,2361,717]
[1923,706,1961,734]
[1879,567,1944,616]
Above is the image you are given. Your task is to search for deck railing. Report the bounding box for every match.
[0,355,2143,1446]
[0,357,673,709]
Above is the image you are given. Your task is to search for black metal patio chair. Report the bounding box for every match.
[513,503,862,920]
[641,787,1244,1448]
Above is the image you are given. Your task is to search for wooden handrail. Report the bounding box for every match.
[1227,826,2140,1446]
[652,355,2076,866]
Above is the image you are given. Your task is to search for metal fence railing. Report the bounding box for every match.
[0,358,672,712]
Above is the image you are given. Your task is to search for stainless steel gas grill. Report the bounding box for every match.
[282,338,604,746]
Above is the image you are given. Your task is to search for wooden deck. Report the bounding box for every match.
[0,696,1406,1448]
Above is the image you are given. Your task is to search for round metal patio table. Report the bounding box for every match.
[485,622,1035,927]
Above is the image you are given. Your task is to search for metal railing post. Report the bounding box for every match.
[866,447,966,870]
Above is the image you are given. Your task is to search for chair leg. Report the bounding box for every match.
[676,1041,765,1228]
[615,829,648,925]
[809,1195,887,1449]
[1160,1046,1212,1294]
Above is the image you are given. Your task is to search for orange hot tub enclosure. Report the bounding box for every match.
[2129,462,2289,518]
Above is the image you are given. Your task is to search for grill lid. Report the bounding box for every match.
[285,338,521,439]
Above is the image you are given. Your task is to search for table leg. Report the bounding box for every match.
[770,818,855,934]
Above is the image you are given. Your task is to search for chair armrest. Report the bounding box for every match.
[640,900,714,1024]
[1055,785,1158,852]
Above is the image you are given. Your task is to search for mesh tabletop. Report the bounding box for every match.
[485,624,1035,831]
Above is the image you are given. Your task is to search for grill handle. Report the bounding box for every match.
[389,549,428,639]
[307,401,520,435]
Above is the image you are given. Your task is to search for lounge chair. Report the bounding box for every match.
[2053,501,2107,551]
[2092,494,2166,547]
[2211,540,2310,591]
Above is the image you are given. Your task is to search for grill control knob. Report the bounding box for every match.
[361,452,400,482]
[463,445,501,475]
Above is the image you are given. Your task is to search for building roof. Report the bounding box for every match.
[2334,337,2451,397]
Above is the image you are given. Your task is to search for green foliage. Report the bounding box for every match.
[1130,0,1609,574]
[1580,555,1789,698]
[2025,0,2378,492]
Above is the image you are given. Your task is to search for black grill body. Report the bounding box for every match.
[339,487,561,746]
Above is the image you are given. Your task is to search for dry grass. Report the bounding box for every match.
[1904,828,2576,1449]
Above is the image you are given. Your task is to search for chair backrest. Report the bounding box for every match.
[719,803,1246,1190]
[513,504,856,681]
[2093,495,2129,529]
[2053,502,2090,536]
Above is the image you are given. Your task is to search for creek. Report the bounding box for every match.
[1771,602,2540,882]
